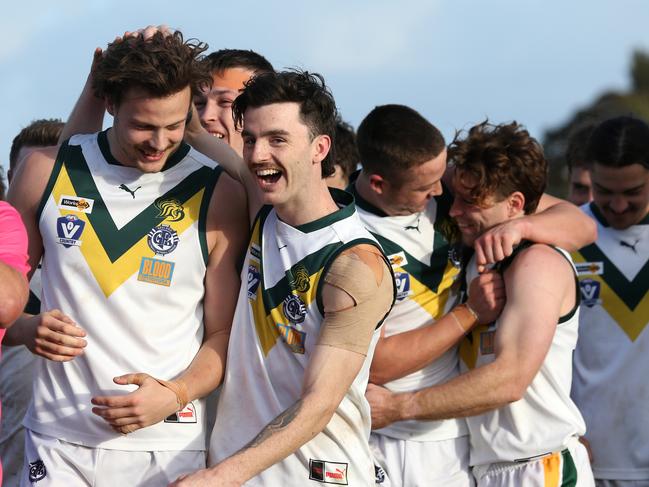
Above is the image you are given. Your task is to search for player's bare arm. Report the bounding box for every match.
[474,193,597,269]
[5,147,87,358]
[170,245,393,486]
[91,173,249,434]
[368,244,575,428]
[370,270,505,385]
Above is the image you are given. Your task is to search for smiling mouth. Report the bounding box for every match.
[208,131,225,140]
[139,148,165,162]
[255,168,282,185]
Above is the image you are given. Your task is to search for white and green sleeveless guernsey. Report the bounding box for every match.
[209,190,392,486]
[349,179,466,442]
[460,244,586,468]
[571,203,649,481]
[24,131,221,451]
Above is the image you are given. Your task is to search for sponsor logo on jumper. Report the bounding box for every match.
[250,243,261,262]
[388,251,408,269]
[288,263,310,293]
[283,294,307,324]
[394,272,412,301]
[147,225,179,256]
[374,464,386,484]
[118,183,141,199]
[58,194,94,214]
[404,214,422,233]
[138,257,175,286]
[155,198,185,222]
[575,261,604,276]
[29,459,47,482]
[277,323,306,354]
[56,214,85,247]
[448,244,463,269]
[309,459,349,485]
[580,278,602,307]
[164,402,197,423]
[247,265,261,299]
[480,330,496,355]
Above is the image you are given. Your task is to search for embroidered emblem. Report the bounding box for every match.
[155,198,185,222]
[118,183,142,199]
[289,264,310,293]
[283,294,307,324]
[247,265,261,299]
[28,459,46,482]
[56,214,85,247]
[580,278,602,307]
[147,225,179,256]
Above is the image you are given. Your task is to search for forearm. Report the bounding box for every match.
[208,393,334,483]
[399,360,521,421]
[59,72,105,142]
[175,330,229,401]
[525,197,596,251]
[370,306,474,384]
[186,129,247,183]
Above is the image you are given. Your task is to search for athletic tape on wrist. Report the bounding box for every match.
[154,377,189,411]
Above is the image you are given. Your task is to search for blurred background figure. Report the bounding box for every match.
[565,123,596,206]
[0,118,63,487]
[326,118,360,190]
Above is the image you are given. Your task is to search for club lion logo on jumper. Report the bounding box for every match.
[29,459,47,482]
[289,264,311,293]
[147,225,179,256]
[155,198,185,222]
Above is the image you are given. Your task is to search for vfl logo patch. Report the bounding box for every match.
[309,459,349,485]
[138,257,175,286]
[28,459,47,482]
[58,194,94,214]
[155,198,185,222]
[247,265,261,299]
[576,261,604,276]
[277,323,306,354]
[388,251,408,269]
[394,272,411,301]
[56,215,85,247]
[147,225,179,256]
[283,294,307,324]
[289,264,310,293]
[164,402,197,423]
[480,330,496,355]
[580,278,602,307]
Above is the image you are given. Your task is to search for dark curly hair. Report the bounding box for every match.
[231,70,338,177]
[586,116,649,169]
[566,123,596,172]
[356,104,446,188]
[334,118,360,180]
[93,31,210,106]
[449,121,547,214]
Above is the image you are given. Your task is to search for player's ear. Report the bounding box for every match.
[312,134,331,165]
[507,191,525,216]
[106,97,117,117]
[368,173,387,195]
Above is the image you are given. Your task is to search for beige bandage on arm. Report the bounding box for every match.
[318,245,394,355]
[153,377,189,412]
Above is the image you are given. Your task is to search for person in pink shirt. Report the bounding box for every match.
[0,200,30,486]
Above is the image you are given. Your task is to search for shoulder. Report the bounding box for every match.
[7,147,58,208]
[504,243,573,281]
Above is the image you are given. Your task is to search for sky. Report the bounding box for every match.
[2,0,648,173]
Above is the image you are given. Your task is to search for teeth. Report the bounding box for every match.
[257,169,281,176]
[210,132,224,139]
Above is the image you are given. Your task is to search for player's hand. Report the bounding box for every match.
[169,468,240,487]
[474,218,529,272]
[366,383,403,430]
[26,310,86,361]
[91,373,179,435]
[467,270,506,325]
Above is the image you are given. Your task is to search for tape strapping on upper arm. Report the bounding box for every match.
[318,250,393,355]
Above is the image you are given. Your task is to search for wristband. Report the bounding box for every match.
[450,304,478,333]
[153,377,189,411]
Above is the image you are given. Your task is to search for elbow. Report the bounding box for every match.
[368,367,389,386]
[0,293,28,328]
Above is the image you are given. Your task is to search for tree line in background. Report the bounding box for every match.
[543,50,649,197]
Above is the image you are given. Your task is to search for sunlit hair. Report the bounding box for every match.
[232,70,338,177]
[449,120,547,214]
[356,104,445,188]
[586,116,649,169]
[93,31,210,106]
[203,49,273,77]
